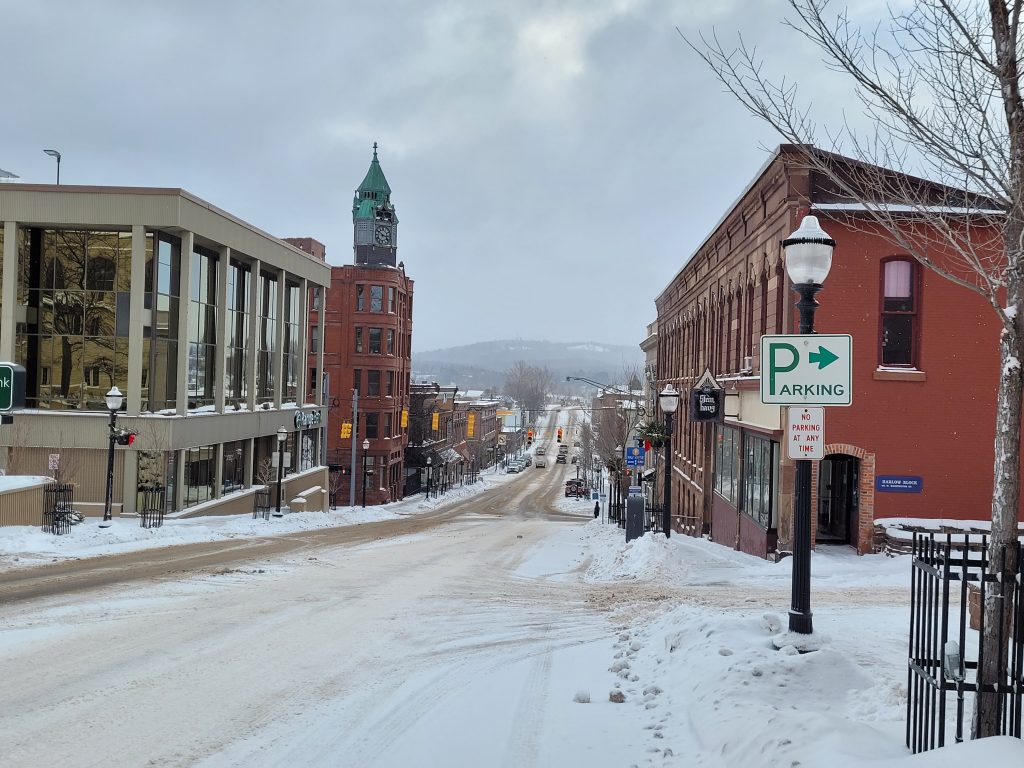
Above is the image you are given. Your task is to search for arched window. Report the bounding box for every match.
[880,258,919,366]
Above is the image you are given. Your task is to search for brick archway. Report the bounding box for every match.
[810,443,876,554]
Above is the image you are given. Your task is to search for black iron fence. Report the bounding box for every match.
[252,488,271,520]
[907,533,1023,753]
[138,485,166,529]
[41,483,75,535]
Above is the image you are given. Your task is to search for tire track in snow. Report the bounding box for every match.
[500,648,552,768]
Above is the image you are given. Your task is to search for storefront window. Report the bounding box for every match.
[714,425,740,504]
[183,444,217,507]
[222,440,246,494]
[743,434,778,529]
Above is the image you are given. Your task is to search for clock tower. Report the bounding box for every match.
[353,142,398,267]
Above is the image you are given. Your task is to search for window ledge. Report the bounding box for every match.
[873,368,926,382]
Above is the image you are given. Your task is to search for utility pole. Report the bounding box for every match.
[349,389,358,507]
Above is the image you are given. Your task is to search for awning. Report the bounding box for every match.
[440,448,462,465]
[641,468,657,481]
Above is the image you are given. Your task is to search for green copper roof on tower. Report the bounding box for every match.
[353,141,392,218]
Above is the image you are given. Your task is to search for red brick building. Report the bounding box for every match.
[304,146,413,505]
[655,145,1012,558]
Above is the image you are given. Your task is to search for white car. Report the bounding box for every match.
[535,458,547,468]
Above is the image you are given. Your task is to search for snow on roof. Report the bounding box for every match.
[813,202,1004,215]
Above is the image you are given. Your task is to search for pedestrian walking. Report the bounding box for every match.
[594,501,600,518]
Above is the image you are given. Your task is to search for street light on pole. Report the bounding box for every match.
[615,444,623,525]
[782,214,835,635]
[275,426,288,515]
[100,386,123,527]
[426,456,432,498]
[361,438,370,508]
[43,149,61,184]
[658,384,680,539]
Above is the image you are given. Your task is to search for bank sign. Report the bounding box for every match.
[760,334,852,406]
[0,363,26,412]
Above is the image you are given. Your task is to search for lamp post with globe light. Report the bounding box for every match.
[782,215,835,635]
[361,438,370,508]
[100,386,123,526]
[275,427,288,515]
[658,384,680,539]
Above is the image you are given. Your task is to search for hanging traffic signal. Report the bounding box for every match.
[557,428,563,443]
[340,422,352,439]
[527,429,534,446]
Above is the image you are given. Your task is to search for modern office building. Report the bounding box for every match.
[0,184,331,518]
[316,146,414,505]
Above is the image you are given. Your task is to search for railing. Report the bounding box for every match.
[41,483,75,535]
[138,485,166,529]
[907,533,1023,753]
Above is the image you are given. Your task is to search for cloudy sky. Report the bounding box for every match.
[2,0,862,352]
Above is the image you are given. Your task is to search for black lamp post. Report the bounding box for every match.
[361,438,370,508]
[614,444,623,526]
[275,426,287,514]
[658,384,680,538]
[100,385,123,527]
[43,149,61,184]
[426,456,433,497]
[782,214,835,635]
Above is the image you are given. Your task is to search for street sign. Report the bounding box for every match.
[0,363,26,412]
[48,453,60,471]
[628,485,642,496]
[624,446,644,466]
[787,407,824,460]
[760,334,852,406]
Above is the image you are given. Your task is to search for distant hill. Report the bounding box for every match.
[412,340,644,392]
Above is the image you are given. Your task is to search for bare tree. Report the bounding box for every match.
[503,361,553,414]
[688,0,1020,736]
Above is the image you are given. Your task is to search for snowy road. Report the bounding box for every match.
[0,466,646,767]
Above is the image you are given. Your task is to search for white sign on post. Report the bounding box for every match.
[787,407,825,460]
[760,334,853,406]
[48,453,60,471]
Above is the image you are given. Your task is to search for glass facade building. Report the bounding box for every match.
[0,185,330,517]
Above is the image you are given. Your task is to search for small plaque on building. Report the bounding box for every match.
[876,475,923,493]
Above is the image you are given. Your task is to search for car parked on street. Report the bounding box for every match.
[535,458,547,468]
[556,454,567,464]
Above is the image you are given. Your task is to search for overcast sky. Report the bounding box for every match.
[2,0,867,353]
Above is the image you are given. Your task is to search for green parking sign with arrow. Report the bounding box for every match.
[0,362,26,412]
[759,335,852,406]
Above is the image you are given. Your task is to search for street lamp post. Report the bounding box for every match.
[275,426,288,514]
[659,384,680,539]
[361,438,370,508]
[615,444,623,526]
[783,214,835,635]
[426,456,432,497]
[43,149,61,184]
[100,386,123,526]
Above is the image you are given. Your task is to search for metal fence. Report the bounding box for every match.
[41,483,75,535]
[907,533,1023,753]
[252,488,271,520]
[138,485,166,529]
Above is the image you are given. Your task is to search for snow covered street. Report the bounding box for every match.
[1,474,1022,767]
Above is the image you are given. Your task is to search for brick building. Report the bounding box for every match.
[655,145,1011,558]
[304,145,413,506]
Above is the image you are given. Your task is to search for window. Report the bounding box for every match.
[355,326,363,353]
[367,370,381,396]
[881,258,918,366]
[369,327,382,354]
[312,287,321,310]
[386,370,394,396]
[384,412,392,437]
[370,285,384,312]
[388,286,396,313]
[356,284,365,311]
[310,324,319,353]
[386,328,395,355]
[353,368,361,394]
[743,434,778,529]
[714,426,740,504]
[365,412,379,438]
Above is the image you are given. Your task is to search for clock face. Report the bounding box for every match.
[374,225,392,245]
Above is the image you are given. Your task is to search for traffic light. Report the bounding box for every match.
[557,428,562,443]
[115,430,137,446]
[340,422,352,439]
[527,429,533,446]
